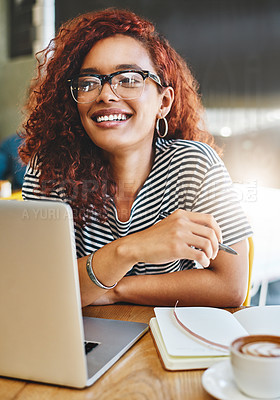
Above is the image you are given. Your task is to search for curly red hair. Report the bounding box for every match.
[20,8,217,224]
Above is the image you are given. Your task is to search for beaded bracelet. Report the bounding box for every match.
[86,251,117,290]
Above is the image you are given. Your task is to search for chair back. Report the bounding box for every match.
[243,237,254,306]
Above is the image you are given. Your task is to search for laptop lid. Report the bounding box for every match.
[0,200,148,388]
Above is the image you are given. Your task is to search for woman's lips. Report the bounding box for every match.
[91,110,132,123]
[95,113,130,123]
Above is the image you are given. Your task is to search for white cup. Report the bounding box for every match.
[0,180,11,198]
[230,335,280,399]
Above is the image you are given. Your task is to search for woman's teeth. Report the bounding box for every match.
[96,114,128,123]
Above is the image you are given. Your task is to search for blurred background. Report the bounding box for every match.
[0,0,279,304]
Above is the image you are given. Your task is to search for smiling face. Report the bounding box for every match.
[77,34,173,155]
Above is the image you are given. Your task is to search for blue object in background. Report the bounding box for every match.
[0,134,26,190]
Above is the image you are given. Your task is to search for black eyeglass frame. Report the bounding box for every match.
[68,69,163,103]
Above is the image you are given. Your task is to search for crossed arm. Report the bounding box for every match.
[77,209,249,308]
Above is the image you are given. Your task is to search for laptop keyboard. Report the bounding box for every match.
[84,341,99,355]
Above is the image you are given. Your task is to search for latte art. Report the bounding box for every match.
[240,341,280,357]
[231,335,280,399]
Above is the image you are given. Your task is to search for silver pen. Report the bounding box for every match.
[219,243,238,255]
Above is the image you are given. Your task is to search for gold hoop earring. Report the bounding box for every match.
[156,117,168,138]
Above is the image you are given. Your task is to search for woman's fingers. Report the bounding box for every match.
[179,210,222,243]
[186,232,216,260]
[167,210,221,259]
[134,209,222,266]
[184,244,211,267]
[186,223,220,259]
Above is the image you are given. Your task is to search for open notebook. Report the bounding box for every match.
[150,305,280,370]
[0,200,148,388]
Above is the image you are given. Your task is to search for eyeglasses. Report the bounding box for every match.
[68,69,163,104]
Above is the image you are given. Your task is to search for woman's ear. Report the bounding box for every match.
[157,86,174,119]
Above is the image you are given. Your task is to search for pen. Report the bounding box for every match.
[219,243,238,255]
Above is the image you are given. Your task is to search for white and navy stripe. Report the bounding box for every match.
[22,138,253,275]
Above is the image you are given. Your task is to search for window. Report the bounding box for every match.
[9,0,36,58]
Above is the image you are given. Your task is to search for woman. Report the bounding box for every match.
[20,9,252,307]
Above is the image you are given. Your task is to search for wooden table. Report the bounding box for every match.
[0,304,242,400]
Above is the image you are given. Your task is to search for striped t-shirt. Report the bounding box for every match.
[22,138,252,275]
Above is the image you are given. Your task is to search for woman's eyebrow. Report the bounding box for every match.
[79,64,143,75]
[79,68,100,74]
[115,64,142,70]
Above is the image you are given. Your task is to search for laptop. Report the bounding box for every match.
[0,200,148,388]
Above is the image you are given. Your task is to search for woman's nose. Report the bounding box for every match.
[95,82,119,103]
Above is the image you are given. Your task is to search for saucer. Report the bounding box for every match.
[202,360,280,400]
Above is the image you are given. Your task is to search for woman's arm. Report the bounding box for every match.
[78,209,248,307]
[108,239,249,308]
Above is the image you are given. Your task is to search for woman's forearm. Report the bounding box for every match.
[78,236,139,307]
[113,240,249,308]
[114,268,242,308]
[79,212,248,308]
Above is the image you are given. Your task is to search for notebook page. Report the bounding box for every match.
[154,307,248,357]
[233,305,280,335]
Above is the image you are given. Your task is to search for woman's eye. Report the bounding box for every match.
[78,79,99,92]
[118,75,142,87]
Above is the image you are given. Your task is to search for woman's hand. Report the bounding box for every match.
[126,209,222,268]
[89,234,249,308]
[79,209,225,307]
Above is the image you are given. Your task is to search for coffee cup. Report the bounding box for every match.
[230,335,280,399]
[0,180,11,198]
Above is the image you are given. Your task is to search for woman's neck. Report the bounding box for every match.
[108,145,155,222]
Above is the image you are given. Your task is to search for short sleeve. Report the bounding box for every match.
[22,157,66,202]
[190,159,253,245]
